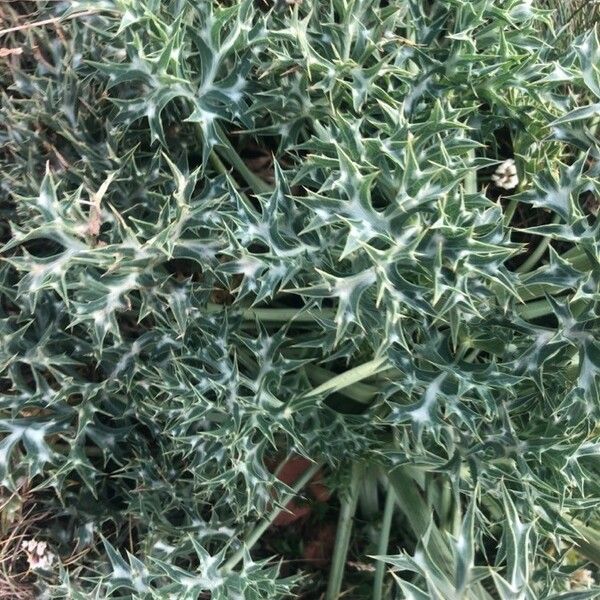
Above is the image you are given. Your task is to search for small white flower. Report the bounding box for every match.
[570,568,595,590]
[21,539,55,571]
[491,158,519,190]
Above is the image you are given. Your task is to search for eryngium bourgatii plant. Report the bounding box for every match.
[1,0,600,598]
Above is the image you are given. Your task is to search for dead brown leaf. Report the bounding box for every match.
[87,206,102,238]
[87,173,117,239]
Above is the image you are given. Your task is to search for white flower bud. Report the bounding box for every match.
[570,568,595,590]
[491,158,519,190]
[21,539,55,571]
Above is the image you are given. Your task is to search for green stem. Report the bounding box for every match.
[208,150,230,178]
[516,214,561,274]
[206,280,571,326]
[359,470,381,542]
[307,364,378,404]
[205,304,335,322]
[464,150,478,195]
[387,467,495,600]
[241,306,333,322]
[326,462,361,600]
[373,484,396,600]
[303,357,388,399]
[193,119,270,196]
[221,461,322,574]
[554,245,594,275]
[438,478,453,531]
[573,521,600,567]
[214,123,272,195]
[238,345,383,406]
[503,198,518,226]
[386,466,455,578]
[516,296,566,320]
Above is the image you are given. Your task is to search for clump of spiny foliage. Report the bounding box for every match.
[1,0,600,598]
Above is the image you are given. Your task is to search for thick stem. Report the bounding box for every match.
[193,120,271,196]
[387,467,495,600]
[516,214,561,274]
[573,521,600,567]
[373,484,396,600]
[503,198,519,225]
[464,149,478,195]
[303,357,388,399]
[516,296,567,320]
[205,303,336,323]
[213,123,272,195]
[221,461,322,574]
[307,364,378,404]
[326,462,361,600]
[208,150,230,178]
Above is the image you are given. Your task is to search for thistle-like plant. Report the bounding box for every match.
[1,0,600,598]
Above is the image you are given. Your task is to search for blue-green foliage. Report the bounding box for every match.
[1,0,600,597]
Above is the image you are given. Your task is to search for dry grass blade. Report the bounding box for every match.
[0,47,23,57]
[0,579,36,600]
[0,487,54,600]
[0,11,97,37]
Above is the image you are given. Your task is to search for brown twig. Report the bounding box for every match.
[0,11,97,36]
[0,489,52,599]
[0,47,22,57]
